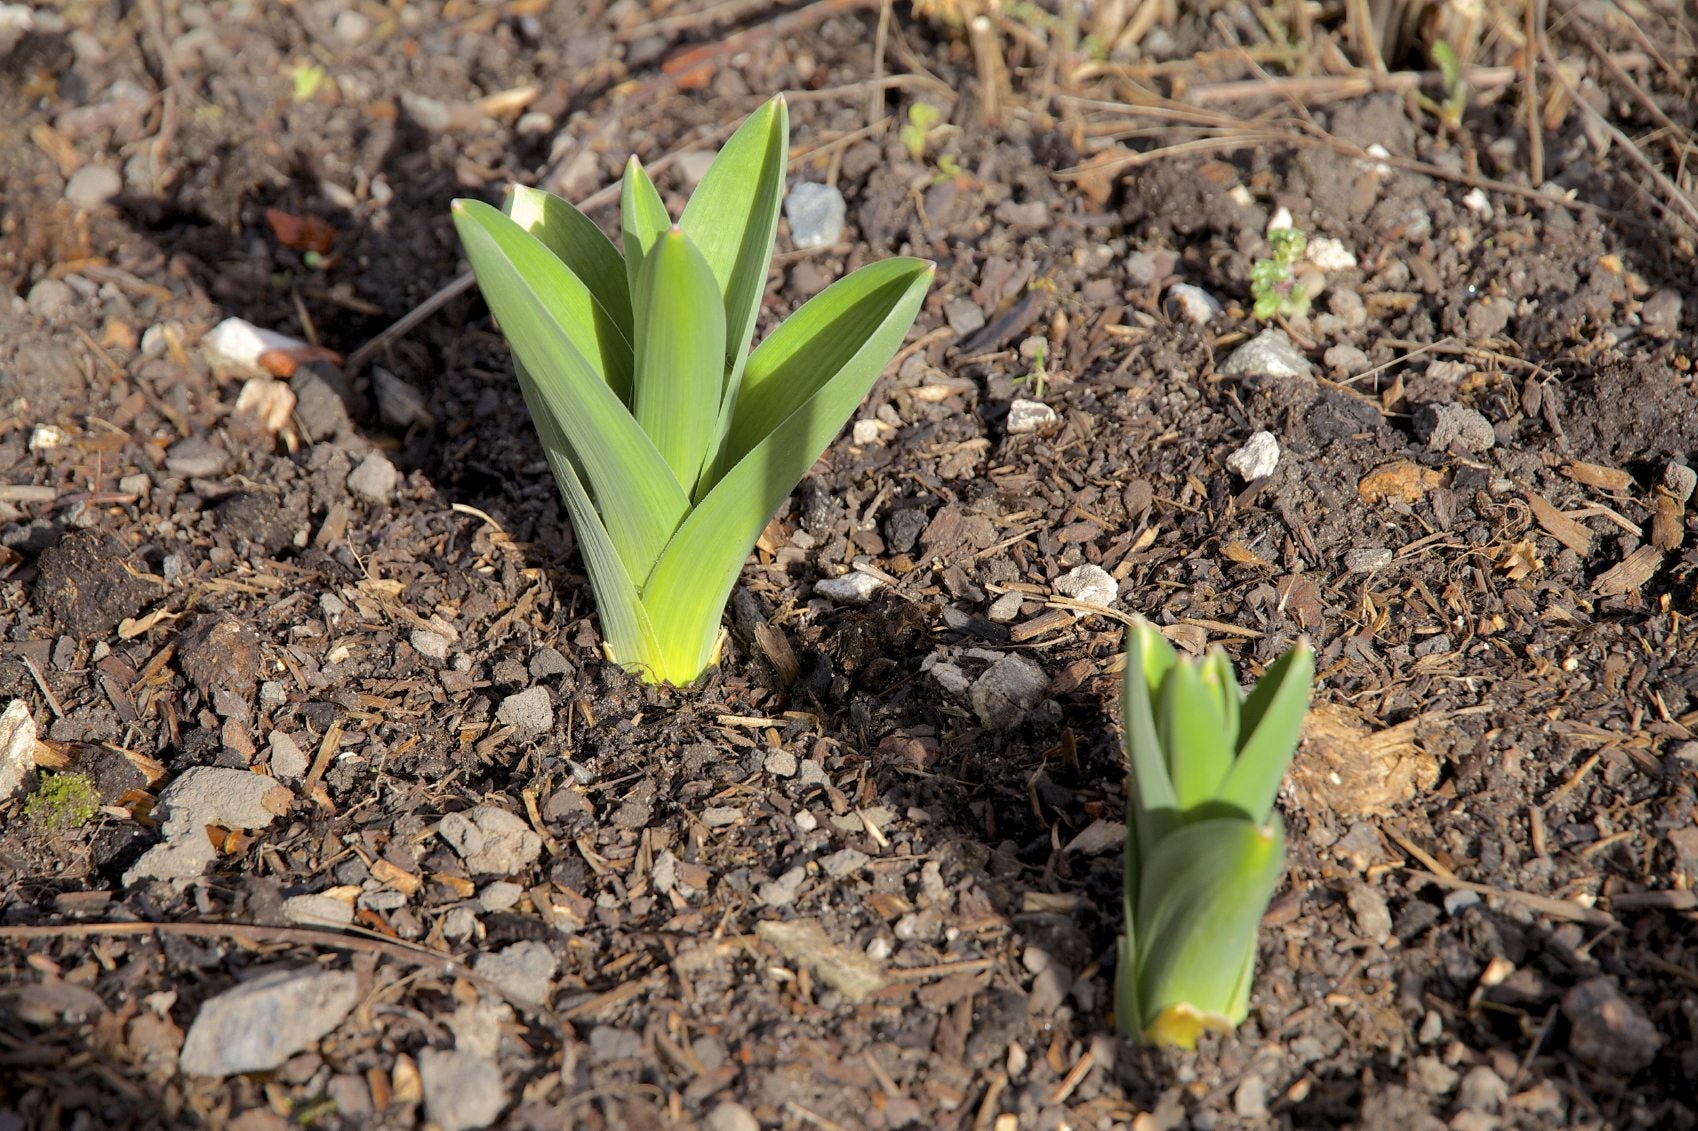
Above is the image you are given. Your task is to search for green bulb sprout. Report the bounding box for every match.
[452,97,932,686]
[1116,621,1314,1048]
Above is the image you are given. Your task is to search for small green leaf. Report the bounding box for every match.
[632,227,727,493]
[621,156,671,310]
[1158,655,1234,813]
[1217,640,1315,823]
[1121,621,1181,860]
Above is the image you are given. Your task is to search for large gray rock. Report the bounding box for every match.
[179,966,359,1076]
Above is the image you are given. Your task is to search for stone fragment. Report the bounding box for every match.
[1165,283,1221,325]
[411,629,452,661]
[283,893,355,929]
[815,571,884,605]
[472,941,557,1007]
[1562,975,1663,1073]
[1054,564,1117,610]
[1663,462,1696,505]
[27,278,74,317]
[1305,236,1357,271]
[764,749,797,778]
[707,1102,761,1131]
[1346,880,1392,943]
[346,452,399,503]
[1064,819,1124,856]
[371,366,434,429]
[785,182,846,249]
[758,866,807,907]
[178,966,359,1076]
[1640,287,1682,338]
[1344,546,1393,573]
[1457,1066,1508,1112]
[65,164,122,210]
[987,591,1024,622]
[494,686,553,735]
[1220,328,1313,380]
[0,700,37,800]
[164,436,229,478]
[969,654,1048,729]
[419,1048,506,1131]
[1006,397,1057,434]
[755,918,886,1003]
[124,768,292,884]
[438,805,542,876]
[1414,402,1495,453]
[1226,430,1280,481]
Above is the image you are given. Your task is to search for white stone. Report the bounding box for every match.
[0,700,37,800]
[1225,430,1280,481]
[495,686,553,735]
[815,571,884,605]
[969,654,1048,729]
[1463,187,1493,219]
[65,164,122,210]
[1006,398,1057,434]
[411,628,452,661]
[347,452,399,504]
[1305,236,1357,272]
[1219,328,1313,381]
[268,731,308,781]
[1166,283,1221,325]
[420,1048,506,1131]
[1054,564,1117,610]
[439,805,542,876]
[179,966,359,1076]
[1267,206,1294,234]
[785,182,846,249]
[202,317,308,372]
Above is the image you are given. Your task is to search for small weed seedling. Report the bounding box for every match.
[900,102,943,161]
[1116,622,1314,1048]
[453,98,932,686]
[24,772,98,833]
[1012,336,1048,400]
[1249,226,1310,321]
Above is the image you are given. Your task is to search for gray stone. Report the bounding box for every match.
[987,591,1024,622]
[1225,430,1280,481]
[1346,881,1392,943]
[0,700,37,800]
[1166,283,1222,325]
[26,278,74,317]
[815,571,883,605]
[371,366,434,429]
[1064,819,1124,856]
[1641,287,1683,339]
[969,654,1048,728]
[477,881,523,912]
[1663,461,1695,504]
[472,941,557,1007]
[1219,328,1313,380]
[528,646,571,678]
[346,451,399,503]
[764,749,798,777]
[282,893,355,929]
[411,629,452,661]
[1006,398,1057,434]
[292,365,353,441]
[1414,402,1495,453]
[944,297,987,335]
[820,847,870,878]
[1457,1065,1508,1112]
[125,768,292,884]
[758,865,807,907]
[178,966,359,1076]
[1344,546,1393,573]
[785,182,846,249]
[268,731,308,780]
[495,686,553,735]
[1563,975,1663,1073]
[674,149,715,188]
[1054,564,1117,610]
[1234,1073,1268,1119]
[707,1101,761,1131]
[65,164,122,210]
[439,805,542,876]
[1466,296,1514,340]
[419,1048,505,1131]
[1323,343,1370,375]
[702,806,742,827]
[164,436,229,478]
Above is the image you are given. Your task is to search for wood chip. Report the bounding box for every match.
[1563,459,1633,492]
[1593,546,1663,597]
[1358,460,1443,505]
[755,918,886,1004]
[1651,492,1684,551]
[1526,491,1592,556]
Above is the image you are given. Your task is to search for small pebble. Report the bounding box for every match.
[1562,975,1664,1073]
[785,182,846,249]
[1414,402,1495,454]
[1345,546,1393,573]
[1006,398,1057,434]
[268,731,308,781]
[1323,343,1369,375]
[970,654,1048,729]
[65,164,122,210]
[1219,328,1314,381]
[1225,430,1280,481]
[1663,461,1695,504]
[477,882,523,913]
[944,297,986,335]
[26,278,75,317]
[763,749,797,778]
[1054,563,1117,609]
[412,629,452,662]
[1305,236,1357,271]
[674,150,715,188]
[986,591,1024,622]
[815,571,883,605]
[1165,283,1221,325]
[495,687,553,736]
[347,452,400,504]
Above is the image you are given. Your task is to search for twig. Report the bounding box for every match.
[1525,0,1544,187]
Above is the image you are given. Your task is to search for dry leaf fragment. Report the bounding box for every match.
[1358,460,1443,505]
[1563,460,1633,492]
[1526,491,1593,556]
[1651,492,1684,551]
[1289,704,1440,818]
[1593,546,1663,597]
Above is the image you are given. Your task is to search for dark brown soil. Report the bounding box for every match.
[2,2,1697,1129]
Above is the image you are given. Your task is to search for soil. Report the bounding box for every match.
[2,2,1697,1129]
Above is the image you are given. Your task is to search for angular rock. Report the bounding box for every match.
[815,571,884,605]
[419,1048,506,1131]
[970,654,1048,728]
[1006,398,1057,434]
[1054,563,1117,610]
[472,941,557,1008]
[1219,328,1313,381]
[1165,283,1221,325]
[65,164,122,210]
[124,767,292,884]
[785,182,846,249]
[0,699,38,801]
[438,805,542,876]
[1414,402,1495,454]
[346,451,399,504]
[179,966,359,1076]
[494,686,552,735]
[283,893,355,929]
[164,436,230,478]
[1562,975,1663,1073]
[1226,430,1280,481]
